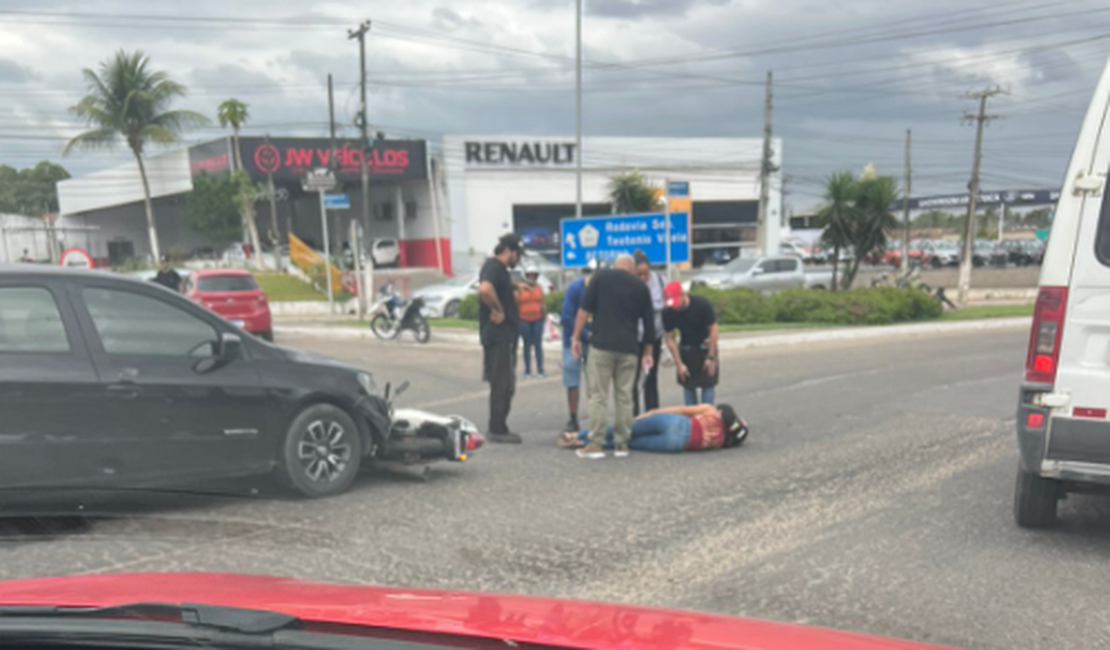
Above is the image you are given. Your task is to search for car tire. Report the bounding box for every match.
[259,331,274,342]
[443,300,460,319]
[931,257,942,269]
[279,404,364,498]
[1014,464,1060,528]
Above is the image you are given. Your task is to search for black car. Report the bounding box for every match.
[971,240,1009,267]
[1000,239,1045,266]
[0,267,397,498]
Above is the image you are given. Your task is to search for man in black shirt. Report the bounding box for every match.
[152,256,182,293]
[571,254,655,459]
[478,234,524,443]
[662,281,719,405]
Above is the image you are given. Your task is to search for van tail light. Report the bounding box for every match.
[1025,286,1068,384]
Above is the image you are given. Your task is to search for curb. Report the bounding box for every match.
[718,317,1030,351]
[276,317,1031,349]
[275,325,479,345]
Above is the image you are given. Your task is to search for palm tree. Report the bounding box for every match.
[843,175,901,289]
[64,50,208,262]
[609,171,659,214]
[815,172,859,291]
[217,98,262,269]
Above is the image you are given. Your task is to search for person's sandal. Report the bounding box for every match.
[557,432,583,449]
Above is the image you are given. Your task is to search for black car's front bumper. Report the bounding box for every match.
[1018,383,1110,487]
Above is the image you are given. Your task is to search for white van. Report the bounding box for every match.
[1015,57,1110,528]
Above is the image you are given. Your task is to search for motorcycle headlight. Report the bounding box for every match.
[357,372,376,396]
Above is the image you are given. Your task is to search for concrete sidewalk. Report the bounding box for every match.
[275,316,1031,350]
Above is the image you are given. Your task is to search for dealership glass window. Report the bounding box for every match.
[405,201,417,220]
[82,288,219,357]
[377,203,394,221]
[0,287,70,353]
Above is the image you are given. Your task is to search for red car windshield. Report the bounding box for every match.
[197,276,259,292]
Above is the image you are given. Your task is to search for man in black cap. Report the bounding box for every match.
[152,256,182,293]
[478,233,524,443]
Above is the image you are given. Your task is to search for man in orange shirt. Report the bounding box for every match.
[515,268,546,379]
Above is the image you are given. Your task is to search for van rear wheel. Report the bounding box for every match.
[1014,464,1060,528]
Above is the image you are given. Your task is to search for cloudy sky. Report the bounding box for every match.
[0,0,1105,208]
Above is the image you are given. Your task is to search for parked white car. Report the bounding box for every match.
[414,275,480,319]
[1014,54,1110,528]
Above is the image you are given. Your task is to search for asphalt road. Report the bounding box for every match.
[3,326,1109,650]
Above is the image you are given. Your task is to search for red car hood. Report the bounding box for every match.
[0,573,956,650]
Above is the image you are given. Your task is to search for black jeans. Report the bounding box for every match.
[633,338,662,416]
[484,342,517,435]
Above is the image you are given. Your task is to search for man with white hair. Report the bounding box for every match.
[571,254,655,459]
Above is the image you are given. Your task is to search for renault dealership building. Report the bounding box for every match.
[56,134,782,274]
[443,135,783,272]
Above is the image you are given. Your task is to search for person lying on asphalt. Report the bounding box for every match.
[558,404,748,453]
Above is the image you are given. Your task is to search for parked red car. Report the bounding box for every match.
[185,269,272,341]
[0,573,959,650]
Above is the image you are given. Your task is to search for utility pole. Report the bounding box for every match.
[264,134,281,271]
[349,19,372,317]
[349,21,372,259]
[574,0,583,219]
[957,87,1005,305]
[756,70,774,256]
[902,128,912,272]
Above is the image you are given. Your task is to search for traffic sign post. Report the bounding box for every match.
[560,212,690,269]
[324,194,351,210]
[664,181,689,280]
[303,169,339,314]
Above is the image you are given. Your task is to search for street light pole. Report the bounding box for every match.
[574,0,583,219]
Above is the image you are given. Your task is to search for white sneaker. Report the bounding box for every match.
[613,447,631,459]
[576,445,605,460]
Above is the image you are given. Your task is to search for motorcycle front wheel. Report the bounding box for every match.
[412,314,432,344]
[371,314,399,340]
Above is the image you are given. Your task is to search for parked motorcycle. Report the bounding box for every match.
[370,282,431,343]
[373,380,484,469]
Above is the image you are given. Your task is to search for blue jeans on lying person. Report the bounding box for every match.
[576,413,691,452]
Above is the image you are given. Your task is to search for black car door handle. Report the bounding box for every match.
[107,383,139,399]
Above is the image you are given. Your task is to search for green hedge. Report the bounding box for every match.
[689,287,776,324]
[459,291,564,321]
[456,286,941,327]
[458,294,480,320]
[692,286,941,326]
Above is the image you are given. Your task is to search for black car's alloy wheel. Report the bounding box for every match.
[281,404,363,498]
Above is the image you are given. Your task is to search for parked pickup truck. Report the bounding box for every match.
[688,256,833,293]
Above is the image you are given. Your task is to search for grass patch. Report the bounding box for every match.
[313,318,479,331]
[719,322,836,333]
[939,303,1033,321]
[256,272,325,302]
[430,318,480,330]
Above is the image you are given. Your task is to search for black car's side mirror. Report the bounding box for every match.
[219,333,243,361]
[197,333,244,373]
[395,380,411,397]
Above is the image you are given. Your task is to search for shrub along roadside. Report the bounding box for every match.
[459,291,564,322]
[457,286,941,327]
[693,286,942,326]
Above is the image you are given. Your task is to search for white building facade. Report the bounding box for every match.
[443,135,783,272]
